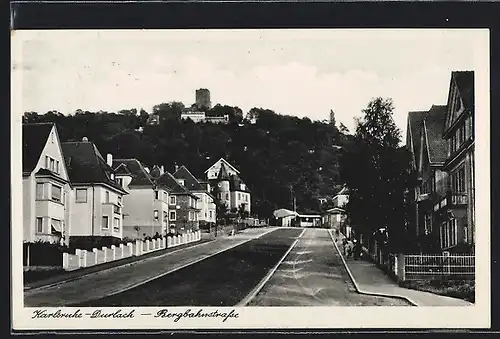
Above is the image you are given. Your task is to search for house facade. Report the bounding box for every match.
[322,186,350,233]
[273,208,298,227]
[433,71,475,253]
[112,159,169,239]
[414,105,448,252]
[156,171,200,234]
[22,123,72,245]
[61,139,128,243]
[173,165,216,227]
[405,110,429,237]
[205,158,252,214]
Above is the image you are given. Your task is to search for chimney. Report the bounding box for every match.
[82,136,89,142]
[175,164,179,172]
[160,165,164,174]
[106,153,113,167]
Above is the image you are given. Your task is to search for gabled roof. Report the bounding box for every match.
[156,171,197,197]
[217,162,231,180]
[229,174,251,193]
[453,71,474,112]
[112,159,154,187]
[61,141,126,194]
[273,208,298,218]
[406,111,428,169]
[444,71,474,135]
[422,105,448,165]
[204,157,240,174]
[173,165,205,191]
[22,123,54,174]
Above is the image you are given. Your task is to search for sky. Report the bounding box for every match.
[12,29,485,140]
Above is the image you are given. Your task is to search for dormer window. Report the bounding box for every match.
[240,183,245,191]
[178,179,185,186]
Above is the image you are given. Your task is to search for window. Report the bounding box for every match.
[154,210,159,221]
[464,226,468,243]
[51,132,54,143]
[154,190,159,200]
[189,211,193,221]
[451,166,466,193]
[76,188,87,203]
[226,193,229,200]
[36,217,43,233]
[51,218,62,234]
[117,178,123,187]
[238,193,241,200]
[169,211,176,221]
[51,184,62,202]
[163,191,168,202]
[50,158,55,172]
[105,191,110,203]
[102,216,109,229]
[113,217,120,231]
[55,160,60,174]
[36,183,44,200]
[117,196,122,205]
[170,196,176,205]
[45,156,49,169]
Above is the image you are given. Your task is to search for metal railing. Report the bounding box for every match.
[404,253,475,280]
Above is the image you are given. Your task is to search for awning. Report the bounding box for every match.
[51,219,62,233]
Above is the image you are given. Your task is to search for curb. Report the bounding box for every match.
[328,230,419,307]
[236,228,306,306]
[70,227,280,306]
[25,238,214,293]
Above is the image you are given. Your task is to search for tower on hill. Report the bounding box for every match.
[196,88,212,110]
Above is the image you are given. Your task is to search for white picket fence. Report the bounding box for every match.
[63,230,202,271]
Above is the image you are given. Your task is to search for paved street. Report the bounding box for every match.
[24,227,278,307]
[247,228,410,306]
[75,227,303,307]
[25,227,411,307]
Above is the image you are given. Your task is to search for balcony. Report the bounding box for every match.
[433,191,468,212]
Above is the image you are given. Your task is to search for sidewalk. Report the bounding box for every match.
[25,237,214,291]
[25,226,278,307]
[332,231,473,307]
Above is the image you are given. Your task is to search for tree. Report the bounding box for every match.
[340,97,415,253]
[152,101,185,121]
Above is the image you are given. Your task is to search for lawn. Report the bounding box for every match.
[399,279,475,303]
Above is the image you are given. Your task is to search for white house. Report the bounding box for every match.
[205,158,252,214]
[61,139,128,242]
[112,159,170,239]
[22,123,72,245]
[173,165,216,226]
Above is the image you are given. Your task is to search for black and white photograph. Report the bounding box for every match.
[11,29,490,330]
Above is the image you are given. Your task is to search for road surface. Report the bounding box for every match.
[247,228,410,306]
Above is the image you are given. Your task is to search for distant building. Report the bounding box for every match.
[196,88,212,110]
[180,110,206,123]
[322,185,350,235]
[112,159,169,239]
[173,165,216,226]
[205,115,229,124]
[205,158,251,214]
